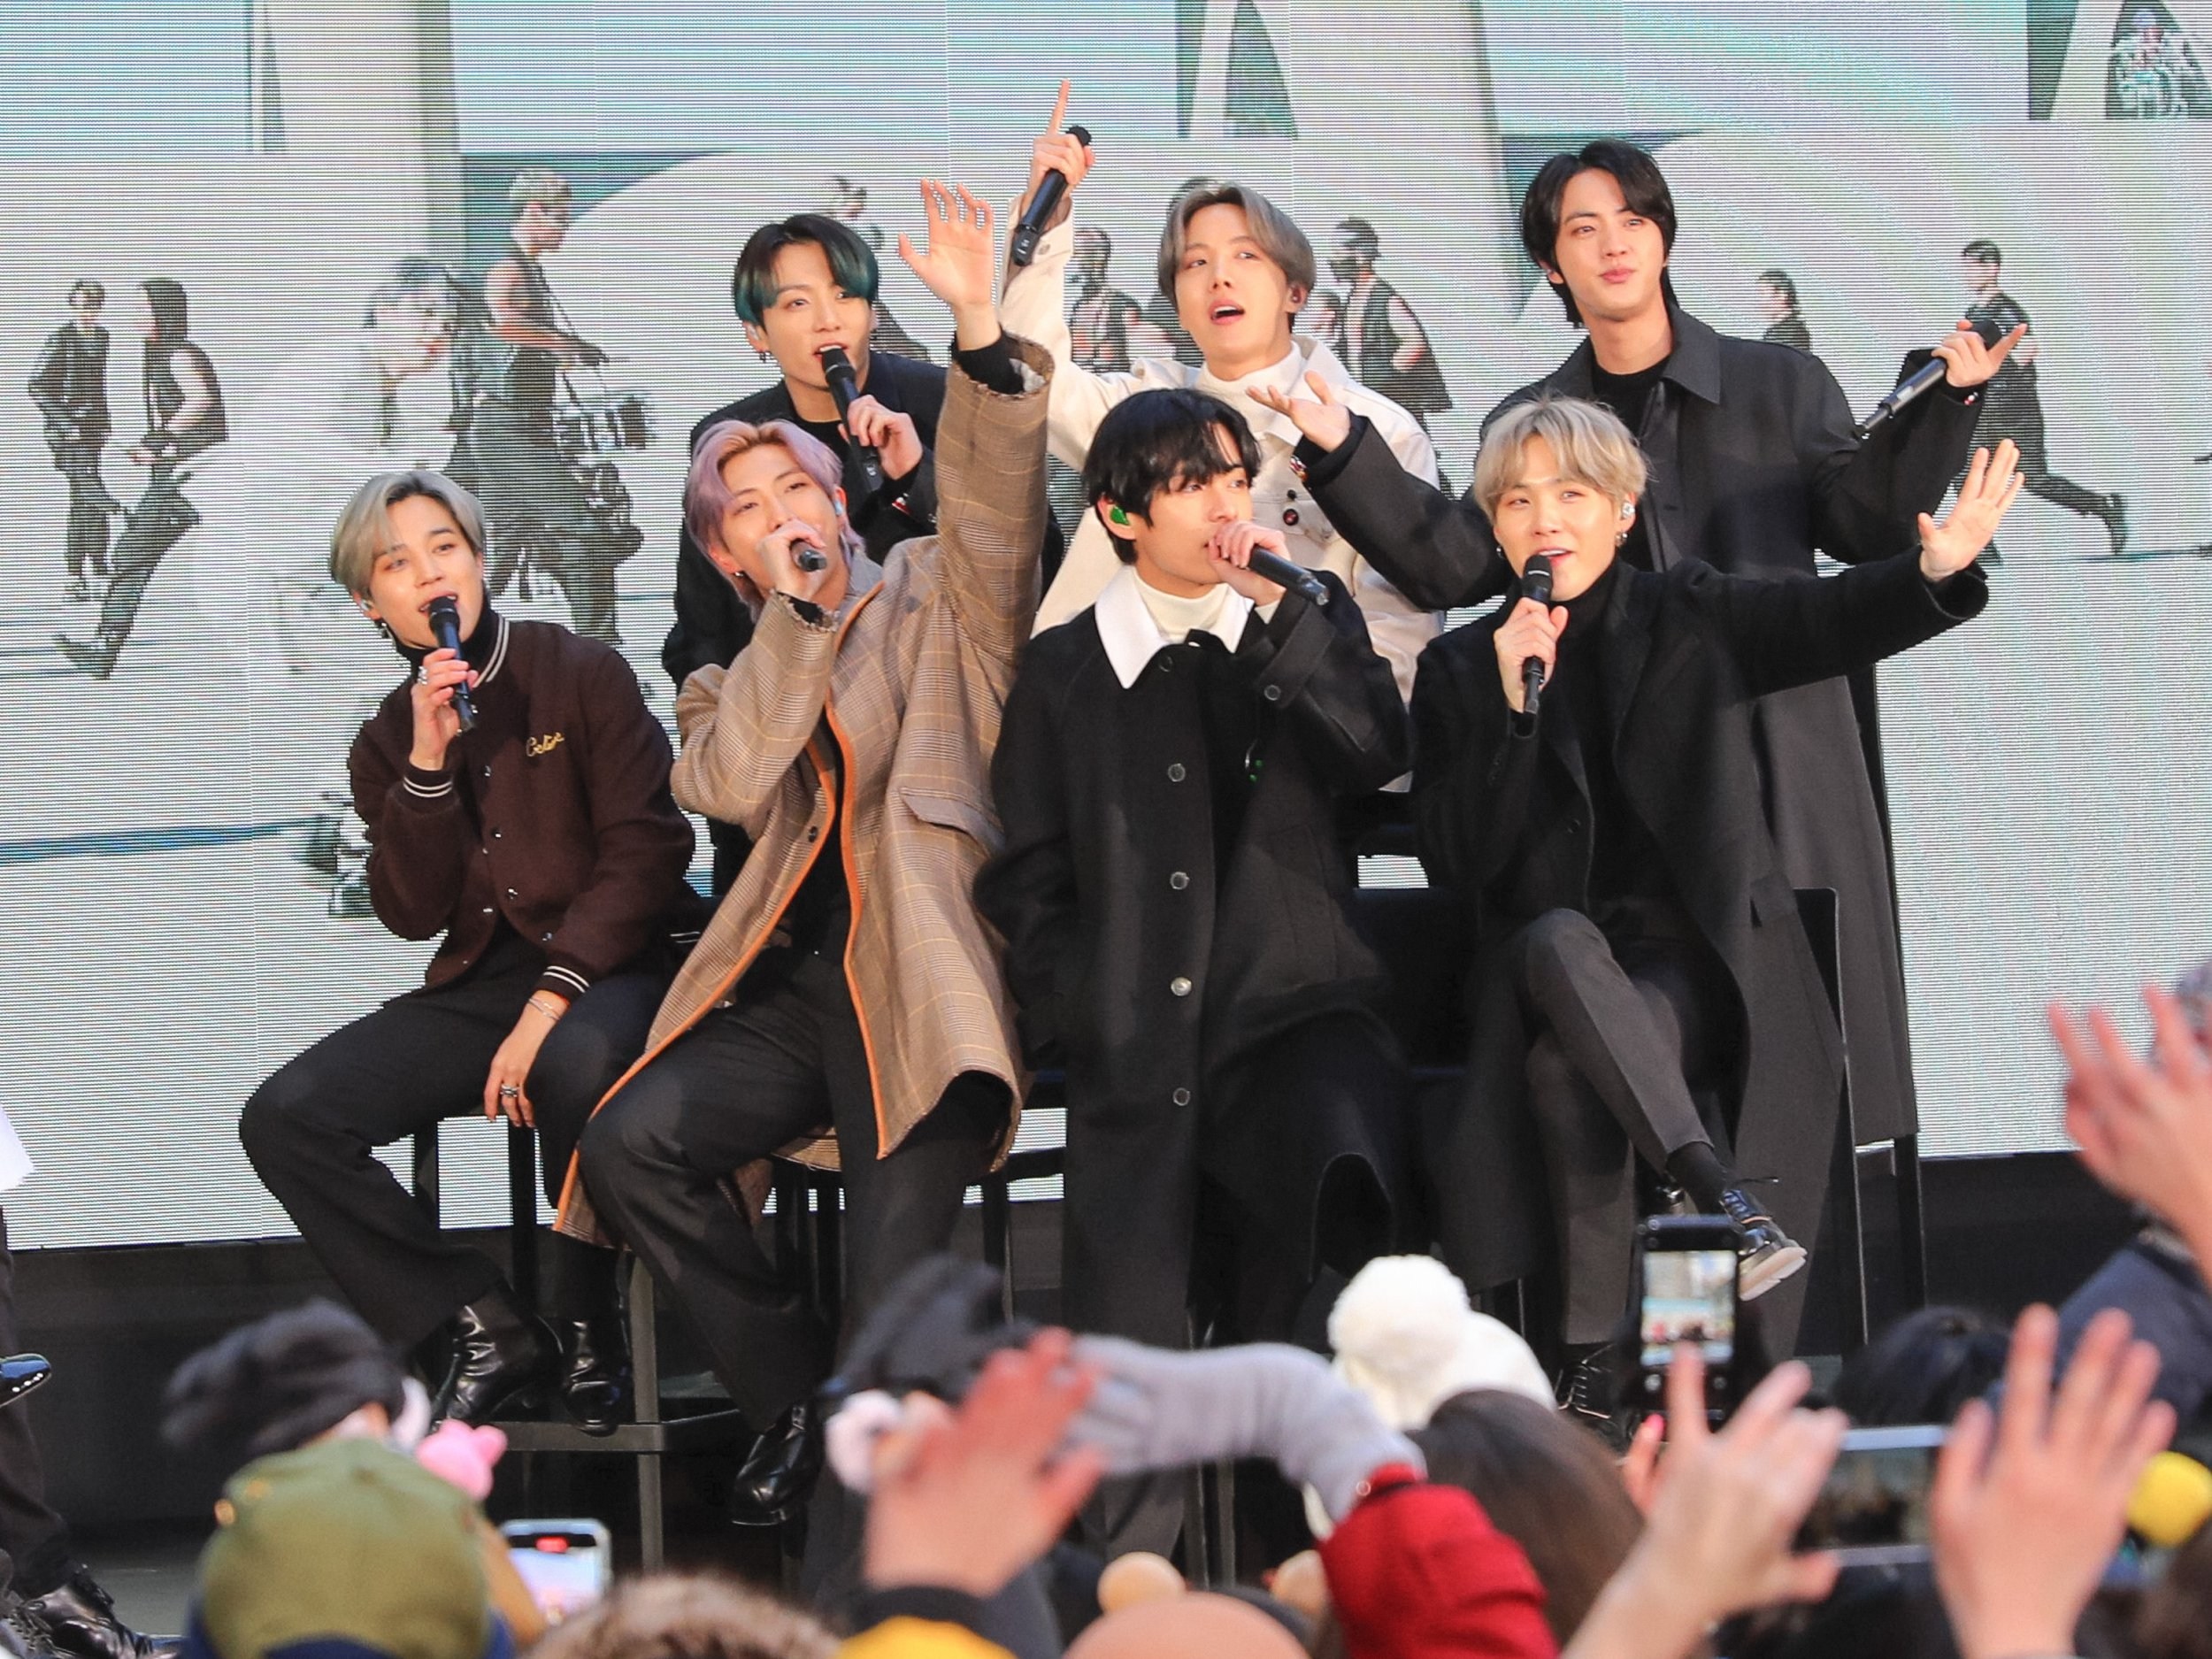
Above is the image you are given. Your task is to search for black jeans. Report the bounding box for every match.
[89,469,198,658]
[52,444,111,581]
[0,1211,73,1600]
[1513,906,1732,1343]
[240,935,664,1345]
[578,949,1003,1426]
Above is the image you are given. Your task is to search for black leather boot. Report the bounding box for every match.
[0,1355,51,1410]
[726,1402,821,1525]
[51,634,117,680]
[22,1571,175,1659]
[557,1317,630,1436]
[434,1289,558,1425]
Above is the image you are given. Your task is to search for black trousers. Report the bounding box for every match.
[0,1212,73,1600]
[89,472,198,660]
[472,411,621,643]
[1513,906,1731,1344]
[578,949,1003,1426]
[52,445,111,581]
[240,935,663,1346]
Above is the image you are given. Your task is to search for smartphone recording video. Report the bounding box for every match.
[502,1519,611,1623]
[1635,1215,1741,1411]
[1794,1425,1947,1565]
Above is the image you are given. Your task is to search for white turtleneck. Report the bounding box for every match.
[1133,572,1234,643]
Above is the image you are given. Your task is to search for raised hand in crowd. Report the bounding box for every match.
[1930,1304,2175,1659]
[1917,437,2023,580]
[1017,81,1093,229]
[1566,1348,1844,1659]
[2051,983,2212,1271]
[896,179,1003,350]
[862,1328,1105,1601]
[1933,317,2026,388]
[1248,371,1354,453]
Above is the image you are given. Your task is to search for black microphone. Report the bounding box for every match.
[1247,547,1329,607]
[1009,124,1094,267]
[1518,555,1554,718]
[1853,351,1947,441]
[817,344,882,506]
[425,595,479,733]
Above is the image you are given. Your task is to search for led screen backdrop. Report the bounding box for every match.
[4,0,2208,1247]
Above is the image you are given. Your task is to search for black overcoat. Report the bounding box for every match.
[1412,550,1988,1346]
[1304,303,1983,1142]
[976,572,1410,1269]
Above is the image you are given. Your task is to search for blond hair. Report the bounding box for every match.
[1471,395,1648,523]
[327,471,487,596]
[526,1574,835,1659]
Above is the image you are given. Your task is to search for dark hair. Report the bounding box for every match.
[1335,217,1380,254]
[731,213,879,326]
[1519,139,1679,326]
[1831,1306,2010,1426]
[139,277,189,343]
[1961,238,2003,266]
[159,1300,406,1465]
[1757,268,1800,310]
[68,279,105,309]
[362,257,460,330]
[2137,1517,2212,1659]
[1413,1391,1642,1643]
[1081,388,1261,560]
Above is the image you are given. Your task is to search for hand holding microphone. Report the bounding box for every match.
[1010,82,1094,267]
[1854,319,2026,439]
[818,344,883,499]
[1494,556,1563,718]
[426,595,479,733]
[1207,521,1329,607]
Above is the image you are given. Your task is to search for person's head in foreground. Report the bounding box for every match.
[1153,183,1316,380]
[160,1300,419,1469]
[329,471,491,651]
[1472,395,1647,600]
[1519,138,1678,328]
[730,213,882,404]
[526,1575,834,1659]
[1085,387,1263,594]
[684,417,860,616]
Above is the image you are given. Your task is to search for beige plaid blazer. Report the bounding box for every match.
[557,339,1051,1243]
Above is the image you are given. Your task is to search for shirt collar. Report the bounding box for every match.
[1555,298,1723,408]
[1197,341,1314,448]
[1094,565,1254,690]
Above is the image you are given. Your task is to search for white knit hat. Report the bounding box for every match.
[1326,1255,1553,1429]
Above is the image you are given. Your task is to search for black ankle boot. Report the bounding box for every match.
[726,1402,821,1525]
[52,634,116,680]
[22,1571,174,1659]
[557,1316,630,1436]
[434,1290,558,1425]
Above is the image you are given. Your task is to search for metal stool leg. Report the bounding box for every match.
[627,1254,664,1571]
[507,1122,540,1315]
[1895,1132,1929,1310]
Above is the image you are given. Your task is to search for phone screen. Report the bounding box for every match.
[502,1521,611,1623]
[1639,1244,1738,1372]
[1794,1426,1946,1564]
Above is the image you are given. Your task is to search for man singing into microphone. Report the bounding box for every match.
[1412,396,2018,1422]
[1261,142,2019,1348]
[996,86,1440,703]
[569,183,1049,1527]
[978,387,1410,1556]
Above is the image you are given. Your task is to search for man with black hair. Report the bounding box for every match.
[978,386,1410,1555]
[1756,269,1811,355]
[1259,143,2018,1347]
[27,280,121,603]
[1959,238,2127,558]
[1329,218,1450,432]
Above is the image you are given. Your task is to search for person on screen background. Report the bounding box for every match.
[54,278,227,680]
[567,182,1048,1534]
[27,279,123,604]
[998,87,1441,705]
[1410,396,2016,1428]
[1755,268,1811,355]
[1068,225,1172,374]
[1329,217,1452,434]
[1255,138,2019,1384]
[825,174,933,362]
[239,468,704,1438]
[463,167,629,643]
[1958,238,2129,562]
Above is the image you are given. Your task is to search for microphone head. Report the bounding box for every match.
[817,343,856,380]
[426,594,462,633]
[1521,554,1555,606]
[1065,123,1093,146]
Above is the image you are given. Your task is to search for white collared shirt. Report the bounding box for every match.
[1094,565,1256,689]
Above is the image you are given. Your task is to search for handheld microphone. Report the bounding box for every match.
[425,595,479,733]
[1518,555,1555,718]
[1009,125,1094,267]
[817,344,882,501]
[1853,352,1947,440]
[1246,546,1329,607]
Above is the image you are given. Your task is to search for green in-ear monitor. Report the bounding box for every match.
[1109,507,1130,525]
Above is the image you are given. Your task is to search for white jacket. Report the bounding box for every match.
[1000,216,1442,703]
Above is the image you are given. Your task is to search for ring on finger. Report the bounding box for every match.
[499,1085,519,1099]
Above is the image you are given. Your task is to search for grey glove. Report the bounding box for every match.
[1068,1336,1422,1523]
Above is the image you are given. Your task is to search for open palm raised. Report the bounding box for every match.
[1918,438,2024,580]
[897,180,997,320]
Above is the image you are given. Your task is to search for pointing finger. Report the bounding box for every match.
[1048,79,1071,134]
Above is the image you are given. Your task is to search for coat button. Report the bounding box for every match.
[1167,763,1187,782]
[1159,656,1174,674]
[1172,1087,1192,1107]
[1170,976,1193,997]
[506,887,518,899]
[1169,872,1189,891]
[481,765,492,780]
[1263,684,1283,702]
[491,828,503,840]
[481,906,494,916]
[806,826,820,842]
[540,932,553,943]
[1282,508,1301,526]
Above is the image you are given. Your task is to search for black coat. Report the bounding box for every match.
[977,572,1409,1258]
[28,323,111,452]
[1303,303,1984,1141]
[1412,551,1988,1338]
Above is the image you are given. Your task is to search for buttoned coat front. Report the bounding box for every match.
[557,342,1052,1244]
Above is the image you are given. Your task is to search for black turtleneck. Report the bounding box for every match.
[395,599,502,679]
[1551,560,1680,928]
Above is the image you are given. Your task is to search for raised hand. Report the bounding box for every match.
[1018,81,1093,226]
[1249,370,1353,452]
[1930,1305,2175,1659]
[1206,520,1288,606]
[1917,438,2023,579]
[896,180,999,349]
[1934,319,2026,389]
[1494,596,1567,714]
